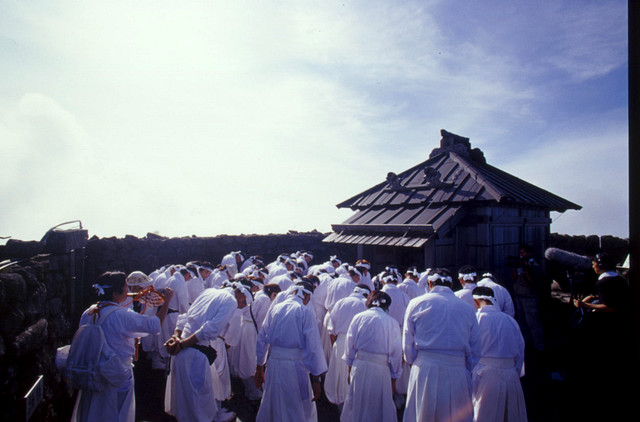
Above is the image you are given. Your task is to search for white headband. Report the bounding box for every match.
[356,261,371,269]
[459,272,477,281]
[428,273,452,284]
[382,274,396,284]
[93,283,109,296]
[290,284,313,299]
[233,282,253,304]
[473,294,494,302]
[353,286,370,297]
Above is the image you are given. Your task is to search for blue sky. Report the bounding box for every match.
[0,0,628,241]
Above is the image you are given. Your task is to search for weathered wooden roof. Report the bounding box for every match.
[337,151,581,212]
[324,130,581,247]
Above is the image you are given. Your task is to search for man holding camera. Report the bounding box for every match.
[511,244,545,353]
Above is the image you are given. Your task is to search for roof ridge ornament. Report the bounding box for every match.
[385,172,411,192]
[429,129,486,164]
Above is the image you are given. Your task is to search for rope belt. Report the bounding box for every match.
[416,350,466,367]
[478,357,515,369]
[354,350,388,366]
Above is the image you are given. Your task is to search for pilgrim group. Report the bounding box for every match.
[70,250,529,422]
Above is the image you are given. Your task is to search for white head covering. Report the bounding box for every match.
[126,271,153,287]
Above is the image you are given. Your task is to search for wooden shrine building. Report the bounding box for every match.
[323,129,581,282]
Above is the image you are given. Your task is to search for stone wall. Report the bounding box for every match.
[0,234,85,421]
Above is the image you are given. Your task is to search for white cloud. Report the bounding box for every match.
[0,0,628,241]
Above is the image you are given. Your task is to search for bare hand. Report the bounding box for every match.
[164,337,180,355]
[163,287,175,302]
[254,366,265,389]
[312,380,322,401]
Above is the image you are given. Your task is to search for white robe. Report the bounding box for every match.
[71,304,161,422]
[157,273,189,359]
[398,278,423,300]
[227,305,259,379]
[477,278,515,317]
[256,295,328,422]
[208,270,229,289]
[381,283,410,395]
[324,293,366,405]
[402,286,481,422]
[454,283,478,308]
[164,288,237,422]
[187,275,205,304]
[267,262,288,281]
[323,276,356,366]
[221,253,240,277]
[310,273,332,363]
[472,306,527,422]
[270,273,294,291]
[341,307,402,422]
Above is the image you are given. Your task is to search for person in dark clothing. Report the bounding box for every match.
[571,252,632,420]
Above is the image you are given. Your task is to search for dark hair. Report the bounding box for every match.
[356,283,371,294]
[458,264,477,275]
[366,290,392,310]
[295,279,315,294]
[592,252,616,271]
[519,244,533,254]
[263,283,281,297]
[235,276,253,289]
[95,271,127,299]
[304,275,320,287]
[348,268,361,278]
[432,268,452,286]
[472,286,495,298]
[380,271,398,284]
[200,261,215,270]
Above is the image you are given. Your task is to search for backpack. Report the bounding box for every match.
[63,303,129,392]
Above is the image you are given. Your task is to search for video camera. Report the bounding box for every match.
[506,255,534,269]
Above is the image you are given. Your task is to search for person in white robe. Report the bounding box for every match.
[341,290,402,422]
[455,265,479,308]
[71,272,174,422]
[143,265,176,368]
[206,265,231,289]
[186,262,205,305]
[156,266,192,370]
[309,270,334,363]
[270,269,295,291]
[240,255,263,273]
[323,268,359,365]
[398,267,424,300]
[324,284,370,409]
[355,259,374,291]
[403,269,481,422]
[227,277,267,400]
[164,284,246,422]
[471,286,527,422]
[478,273,515,317]
[221,250,244,278]
[152,265,175,291]
[417,268,433,293]
[381,271,411,407]
[254,280,328,422]
[126,271,157,357]
[253,284,281,331]
[296,251,313,275]
[266,255,292,281]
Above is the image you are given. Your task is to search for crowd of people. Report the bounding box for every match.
[67,247,631,422]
